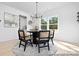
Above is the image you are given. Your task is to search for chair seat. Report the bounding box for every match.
[25,36,31,40]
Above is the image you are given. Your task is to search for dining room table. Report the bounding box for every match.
[27,30,51,44]
[27,30,39,44]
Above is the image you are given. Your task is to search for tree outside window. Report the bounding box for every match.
[49,17,58,29]
[41,17,58,30]
[41,19,47,30]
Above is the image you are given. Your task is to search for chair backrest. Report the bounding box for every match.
[18,30,25,40]
[38,30,50,40]
[50,29,55,39]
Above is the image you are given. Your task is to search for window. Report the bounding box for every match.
[41,19,47,30]
[41,17,58,30]
[49,17,58,29]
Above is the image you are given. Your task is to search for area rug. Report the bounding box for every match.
[12,42,57,56]
[12,41,79,56]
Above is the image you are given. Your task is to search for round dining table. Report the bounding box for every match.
[27,30,39,44]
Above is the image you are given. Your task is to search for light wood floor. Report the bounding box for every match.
[0,39,79,56]
[0,39,18,56]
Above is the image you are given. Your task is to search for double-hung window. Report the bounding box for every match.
[41,17,58,30]
[41,19,47,30]
[49,17,58,29]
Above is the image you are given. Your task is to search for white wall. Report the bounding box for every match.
[0,4,30,42]
[1,3,79,43]
[45,3,79,43]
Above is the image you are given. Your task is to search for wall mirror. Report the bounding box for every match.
[19,15,27,30]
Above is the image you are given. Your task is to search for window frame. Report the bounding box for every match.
[41,18,48,30]
[41,16,58,30]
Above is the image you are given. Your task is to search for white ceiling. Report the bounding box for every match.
[0,2,79,16]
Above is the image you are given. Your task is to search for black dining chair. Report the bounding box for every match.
[50,29,55,45]
[36,30,50,53]
[18,30,33,51]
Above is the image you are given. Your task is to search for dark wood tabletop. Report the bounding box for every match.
[27,30,39,44]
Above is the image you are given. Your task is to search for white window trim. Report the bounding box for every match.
[40,16,58,30]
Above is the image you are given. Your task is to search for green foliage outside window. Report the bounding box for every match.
[41,19,47,30]
[41,25,47,30]
[49,17,58,24]
[41,17,58,30]
[41,19,47,24]
[49,17,58,29]
[49,25,58,29]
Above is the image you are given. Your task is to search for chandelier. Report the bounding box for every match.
[31,2,42,19]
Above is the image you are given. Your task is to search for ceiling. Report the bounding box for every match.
[0,2,78,16]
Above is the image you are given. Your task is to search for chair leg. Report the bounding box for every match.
[19,41,21,48]
[31,42,33,47]
[51,39,54,45]
[38,44,40,53]
[48,42,50,51]
[36,44,37,47]
[24,42,27,51]
[36,42,38,47]
[29,39,33,47]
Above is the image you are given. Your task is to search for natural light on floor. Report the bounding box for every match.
[54,40,79,54]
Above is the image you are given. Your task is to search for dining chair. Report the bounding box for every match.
[36,30,50,53]
[18,30,33,51]
[50,29,55,45]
